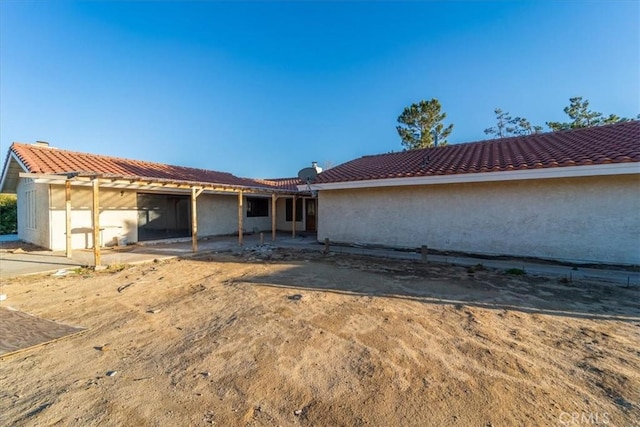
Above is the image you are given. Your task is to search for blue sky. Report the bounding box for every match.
[1,1,638,178]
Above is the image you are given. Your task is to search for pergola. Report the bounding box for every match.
[19,172,305,267]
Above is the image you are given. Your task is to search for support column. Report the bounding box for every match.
[291,195,296,238]
[92,178,101,267]
[65,180,72,258]
[271,193,277,242]
[191,187,198,252]
[238,190,244,246]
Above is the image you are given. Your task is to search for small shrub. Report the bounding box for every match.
[0,194,17,234]
[106,264,127,273]
[505,268,526,276]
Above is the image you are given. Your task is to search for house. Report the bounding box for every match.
[2,121,639,265]
[308,121,640,265]
[0,142,318,256]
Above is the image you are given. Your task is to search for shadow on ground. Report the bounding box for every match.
[189,250,640,323]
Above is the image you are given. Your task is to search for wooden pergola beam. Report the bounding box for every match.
[19,172,304,197]
[291,195,296,238]
[238,190,244,246]
[191,187,204,252]
[65,180,72,258]
[92,178,101,267]
[271,193,277,242]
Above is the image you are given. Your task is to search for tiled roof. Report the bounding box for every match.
[315,121,640,184]
[253,177,303,191]
[8,143,283,190]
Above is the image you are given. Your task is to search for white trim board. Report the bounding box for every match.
[304,162,640,191]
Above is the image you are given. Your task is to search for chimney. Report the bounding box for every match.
[312,161,323,173]
[34,141,50,147]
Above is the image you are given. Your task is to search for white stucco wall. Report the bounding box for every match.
[17,179,50,248]
[49,186,138,250]
[317,174,640,265]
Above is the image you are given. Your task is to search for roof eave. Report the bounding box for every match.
[17,172,303,195]
[310,162,640,191]
[0,150,30,194]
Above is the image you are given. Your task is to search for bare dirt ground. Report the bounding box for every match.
[1,249,639,426]
[0,240,47,253]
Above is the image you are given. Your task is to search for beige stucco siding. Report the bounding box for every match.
[275,197,304,232]
[16,180,50,249]
[317,175,640,265]
[45,189,283,250]
[49,186,138,250]
[197,194,274,236]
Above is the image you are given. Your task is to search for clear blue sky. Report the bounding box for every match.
[1,1,638,178]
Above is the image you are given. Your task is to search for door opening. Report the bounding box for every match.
[305,198,316,232]
[137,193,191,241]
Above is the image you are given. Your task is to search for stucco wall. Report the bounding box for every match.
[49,185,138,250]
[317,175,640,265]
[275,197,304,232]
[39,188,288,250]
[17,179,50,248]
[195,194,276,236]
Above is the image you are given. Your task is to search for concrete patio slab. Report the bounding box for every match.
[1,232,638,286]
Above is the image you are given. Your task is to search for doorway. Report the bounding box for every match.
[137,193,191,241]
[305,198,316,232]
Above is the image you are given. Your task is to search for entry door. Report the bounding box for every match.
[305,199,316,232]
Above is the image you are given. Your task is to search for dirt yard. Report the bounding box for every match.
[1,249,638,426]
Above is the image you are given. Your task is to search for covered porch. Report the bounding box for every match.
[19,172,315,267]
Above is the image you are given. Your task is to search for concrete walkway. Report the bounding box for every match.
[1,233,638,286]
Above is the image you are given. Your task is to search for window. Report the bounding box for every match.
[285,198,303,222]
[247,197,269,217]
[25,190,37,229]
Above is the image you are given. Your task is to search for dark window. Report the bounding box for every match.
[247,198,269,217]
[285,198,303,222]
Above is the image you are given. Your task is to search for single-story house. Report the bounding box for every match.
[1,121,639,265]
[308,120,640,265]
[0,141,319,259]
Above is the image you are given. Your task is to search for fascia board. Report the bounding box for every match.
[307,162,640,191]
[0,152,30,193]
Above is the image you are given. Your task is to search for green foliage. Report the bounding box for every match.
[484,108,543,138]
[505,268,526,276]
[546,96,631,131]
[396,98,453,150]
[0,194,17,234]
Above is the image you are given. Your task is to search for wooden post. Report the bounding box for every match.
[291,195,296,238]
[238,190,244,246]
[92,178,101,267]
[271,193,277,242]
[65,180,72,258]
[191,187,198,252]
[421,245,428,263]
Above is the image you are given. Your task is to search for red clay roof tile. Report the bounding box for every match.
[8,143,284,190]
[252,177,303,191]
[315,121,640,184]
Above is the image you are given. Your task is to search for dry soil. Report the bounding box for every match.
[1,249,639,426]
